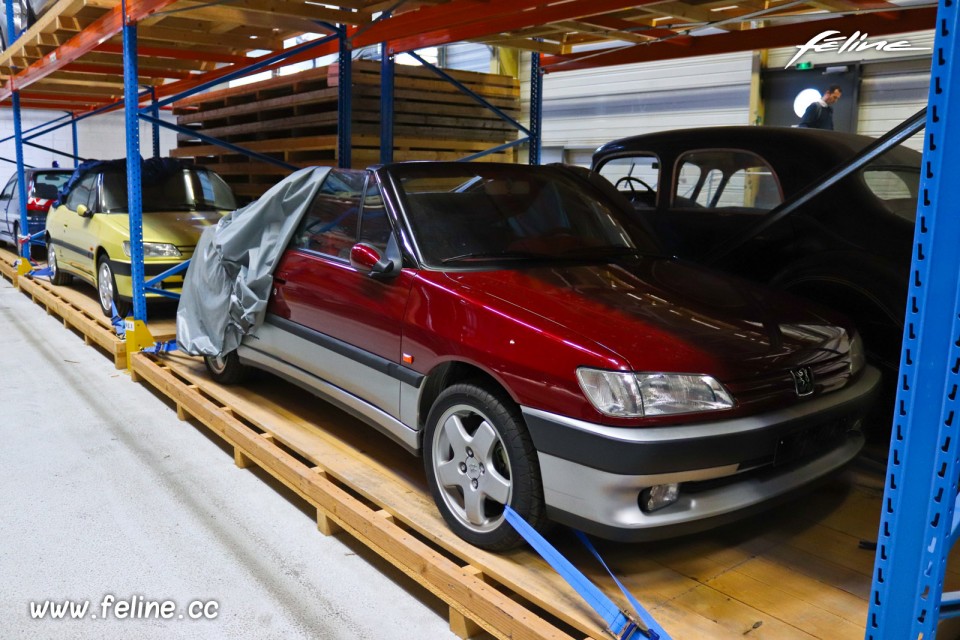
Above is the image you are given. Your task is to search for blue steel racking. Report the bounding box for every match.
[866,0,960,635]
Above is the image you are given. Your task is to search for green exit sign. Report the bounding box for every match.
[796,61,813,70]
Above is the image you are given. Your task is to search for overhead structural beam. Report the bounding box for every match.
[386,0,659,54]
[0,0,179,102]
[352,0,558,47]
[542,6,937,71]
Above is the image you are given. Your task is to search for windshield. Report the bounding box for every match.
[389,164,661,267]
[101,167,237,213]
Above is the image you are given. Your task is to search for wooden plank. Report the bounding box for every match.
[176,87,339,124]
[130,353,581,640]
[174,65,335,109]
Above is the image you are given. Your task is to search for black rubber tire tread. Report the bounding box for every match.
[423,380,547,552]
[203,351,251,385]
[97,253,129,318]
[47,241,71,286]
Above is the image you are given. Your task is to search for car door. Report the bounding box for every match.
[0,175,16,242]
[55,172,99,274]
[665,149,793,262]
[266,171,416,420]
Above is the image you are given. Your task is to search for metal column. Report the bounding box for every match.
[71,114,79,167]
[150,87,160,158]
[867,0,960,635]
[12,91,30,259]
[337,27,352,169]
[529,51,543,166]
[380,45,394,164]
[122,8,146,322]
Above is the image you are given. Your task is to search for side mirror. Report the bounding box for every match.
[350,242,398,279]
[76,204,91,217]
[34,183,59,200]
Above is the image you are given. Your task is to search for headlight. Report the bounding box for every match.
[122,241,182,258]
[576,368,735,417]
[849,332,866,375]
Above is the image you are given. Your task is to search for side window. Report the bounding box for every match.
[674,150,782,212]
[358,182,391,253]
[65,174,98,211]
[596,155,659,209]
[292,178,361,260]
[0,176,16,200]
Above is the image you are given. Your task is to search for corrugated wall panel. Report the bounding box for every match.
[443,44,494,72]
[0,109,178,172]
[858,59,930,151]
[523,52,754,164]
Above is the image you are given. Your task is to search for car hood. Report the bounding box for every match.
[441,257,851,381]
[102,210,223,246]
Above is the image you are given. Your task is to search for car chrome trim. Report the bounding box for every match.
[237,343,420,453]
[538,431,864,541]
[521,365,879,475]
[266,314,424,388]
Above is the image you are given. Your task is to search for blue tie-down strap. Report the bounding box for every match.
[25,266,53,279]
[502,506,669,640]
[110,302,126,338]
[142,339,178,355]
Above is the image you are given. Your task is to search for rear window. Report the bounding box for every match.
[862,166,919,221]
[33,171,71,194]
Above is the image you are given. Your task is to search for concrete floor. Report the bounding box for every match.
[0,278,461,640]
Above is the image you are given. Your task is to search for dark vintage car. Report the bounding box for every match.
[592,127,920,382]
[194,162,878,551]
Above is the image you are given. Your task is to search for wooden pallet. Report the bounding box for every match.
[173,60,522,198]
[0,246,176,369]
[10,246,960,638]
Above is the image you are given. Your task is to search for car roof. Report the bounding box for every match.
[594,126,922,168]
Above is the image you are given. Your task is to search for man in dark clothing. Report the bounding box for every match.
[798,85,842,130]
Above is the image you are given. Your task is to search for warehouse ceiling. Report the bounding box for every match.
[0,0,939,111]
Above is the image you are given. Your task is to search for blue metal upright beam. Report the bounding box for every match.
[12,91,30,260]
[529,51,543,166]
[380,45,394,164]
[337,27,352,169]
[150,87,160,159]
[122,10,146,322]
[5,0,18,49]
[867,0,960,635]
[71,116,79,168]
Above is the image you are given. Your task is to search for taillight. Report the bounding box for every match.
[26,197,51,212]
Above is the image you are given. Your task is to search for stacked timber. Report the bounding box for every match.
[171,60,521,199]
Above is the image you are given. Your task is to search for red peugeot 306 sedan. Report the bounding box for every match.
[193,162,879,551]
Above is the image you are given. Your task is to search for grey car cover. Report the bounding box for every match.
[176,166,332,356]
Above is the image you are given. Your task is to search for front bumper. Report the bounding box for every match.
[112,258,188,299]
[522,365,880,541]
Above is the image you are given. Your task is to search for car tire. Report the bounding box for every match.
[423,381,546,551]
[12,222,20,254]
[97,253,129,318]
[203,351,250,385]
[47,241,71,285]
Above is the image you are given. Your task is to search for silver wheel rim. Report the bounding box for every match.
[431,403,512,534]
[48,245,57,275]
[98,261,114,314]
